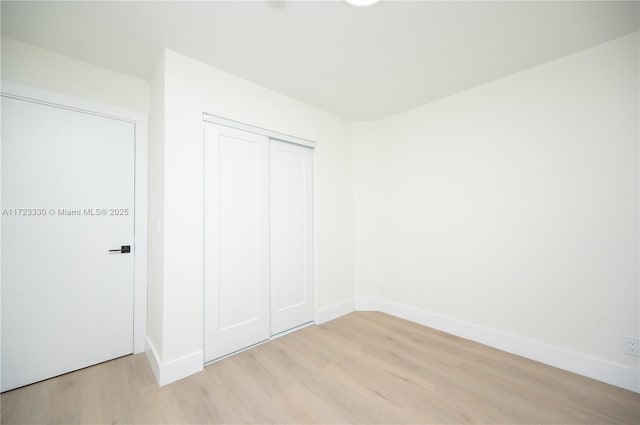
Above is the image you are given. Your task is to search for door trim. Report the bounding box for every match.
[1,81,148,354]
[203,113,316,149]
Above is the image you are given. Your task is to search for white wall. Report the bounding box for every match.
[354,33,639,370]
[146,52,166,364]
[1,37,149,113]
[149,50,354,375]
[352,122,388,300]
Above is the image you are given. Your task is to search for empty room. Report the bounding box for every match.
[1,0,638,424]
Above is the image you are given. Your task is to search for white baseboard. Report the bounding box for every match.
[145,337,161,383]
[352,297,639,393]
[317,299,355,324]
[145,337,203,386]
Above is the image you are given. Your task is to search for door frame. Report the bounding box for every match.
[1,81,148,354]
[202,114,317,364]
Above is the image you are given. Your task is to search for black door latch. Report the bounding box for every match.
[109,245,131,254]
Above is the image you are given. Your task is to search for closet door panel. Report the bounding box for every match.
[270,140,314,335]
[204,123,270,362]
[218,137,262,328]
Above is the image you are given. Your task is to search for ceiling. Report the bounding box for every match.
[1,1,638,120]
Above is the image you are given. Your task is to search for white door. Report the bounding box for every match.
[204,123,270,362]
[270,140,314,335]
[1,96,135,392]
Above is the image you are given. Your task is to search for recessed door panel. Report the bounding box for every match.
[204,123,269,362]
[218,136,262,329]
[270,140,314,335]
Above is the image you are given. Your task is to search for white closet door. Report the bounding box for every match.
[204,123,270,362]
[270,139,314,335]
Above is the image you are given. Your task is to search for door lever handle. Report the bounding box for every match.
[109,245,131,254]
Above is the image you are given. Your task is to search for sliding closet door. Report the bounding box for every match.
[270,139,314,335]
[204,123,270,362]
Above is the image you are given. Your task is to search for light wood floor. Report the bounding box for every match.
[2,312,638,424]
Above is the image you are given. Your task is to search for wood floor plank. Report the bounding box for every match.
[2,312,638,424]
